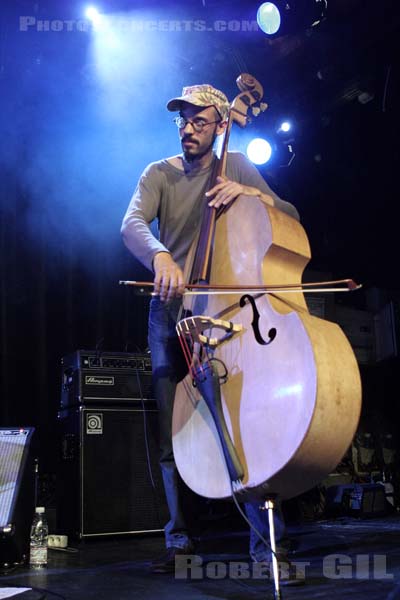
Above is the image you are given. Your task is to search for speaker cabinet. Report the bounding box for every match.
[0,428,35,565]
[57,406,168,538]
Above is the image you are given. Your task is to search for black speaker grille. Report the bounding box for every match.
[57,407,168,537]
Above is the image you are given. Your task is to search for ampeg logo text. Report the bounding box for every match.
[86,414,103,435]
[85,375,115,386]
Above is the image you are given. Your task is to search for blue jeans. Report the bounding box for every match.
[148,297,285,557]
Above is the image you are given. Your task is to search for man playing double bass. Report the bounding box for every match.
[121,84,299,575]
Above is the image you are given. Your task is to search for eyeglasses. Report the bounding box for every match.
[173,116,221,133]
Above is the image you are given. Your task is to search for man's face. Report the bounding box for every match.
[178,104,225,162]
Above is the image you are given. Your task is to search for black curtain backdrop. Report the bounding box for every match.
[0,169,150,472]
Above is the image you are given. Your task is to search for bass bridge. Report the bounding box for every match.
[176,315,242,381]
[177,314,242,349]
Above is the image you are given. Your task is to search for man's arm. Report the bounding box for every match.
[206,176,275,209]
[121,163,184,301]
[121,163,170,272]
[206,152,300,221]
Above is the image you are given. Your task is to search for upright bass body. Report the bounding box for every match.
[172,195,362,501]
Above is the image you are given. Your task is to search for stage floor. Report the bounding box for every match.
[1,515,400,599]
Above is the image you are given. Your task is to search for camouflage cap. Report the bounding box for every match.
[166,84,230,120]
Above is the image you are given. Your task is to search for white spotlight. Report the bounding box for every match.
[279,121,291,133]
[247,138,272,165]
[85,6,102,24]
[257,3,281,35]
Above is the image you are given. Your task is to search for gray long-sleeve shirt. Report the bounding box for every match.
[121,151,299,271]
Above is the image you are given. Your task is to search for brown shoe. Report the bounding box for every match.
[150,546,194,574]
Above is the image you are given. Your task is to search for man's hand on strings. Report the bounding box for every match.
[153,252,185,301]
[206,176,274,209]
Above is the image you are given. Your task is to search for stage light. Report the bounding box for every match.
[257,3,281,35]
[256,1,328,38]
[85,6,102,24]
[279,121,291,133]
[247,138,272,165]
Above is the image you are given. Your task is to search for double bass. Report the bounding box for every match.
[172,74,362,503]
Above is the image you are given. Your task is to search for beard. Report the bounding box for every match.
[181,130,217,162]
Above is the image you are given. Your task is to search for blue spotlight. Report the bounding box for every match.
[257,3,281,35]
[85,6,102,24]
[247,138,272,165]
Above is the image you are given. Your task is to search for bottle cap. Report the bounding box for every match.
[35,507,45,513]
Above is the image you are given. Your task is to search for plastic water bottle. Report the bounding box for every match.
[29,507,48,568]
